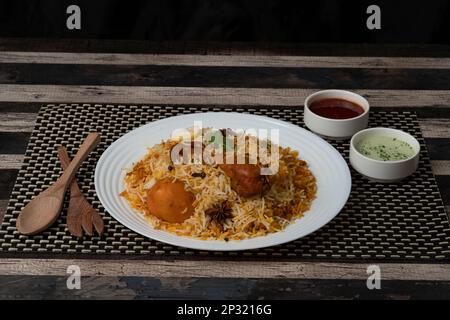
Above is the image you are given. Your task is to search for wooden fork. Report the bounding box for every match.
[57,146,104,237]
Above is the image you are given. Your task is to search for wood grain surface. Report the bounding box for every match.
[0,258,449,280]
[3,85,450,107]
[2,52,450,68]
[2,39,450,57]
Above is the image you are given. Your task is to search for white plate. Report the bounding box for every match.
[95,112,351,251]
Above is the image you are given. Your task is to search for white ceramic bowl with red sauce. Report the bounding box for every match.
[304,90,370,140]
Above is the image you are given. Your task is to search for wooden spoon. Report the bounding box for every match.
[16,133,101,235]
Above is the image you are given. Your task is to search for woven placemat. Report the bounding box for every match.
[1,104,449,261]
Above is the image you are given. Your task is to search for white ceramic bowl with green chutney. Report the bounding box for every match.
[350,127,420,182]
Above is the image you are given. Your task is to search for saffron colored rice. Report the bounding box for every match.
[120,128,317,241]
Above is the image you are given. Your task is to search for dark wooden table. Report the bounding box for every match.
[0,39,449,299]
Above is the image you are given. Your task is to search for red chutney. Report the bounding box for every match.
[309,98,365,120]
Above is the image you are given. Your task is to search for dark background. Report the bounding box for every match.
[0,0,450,44]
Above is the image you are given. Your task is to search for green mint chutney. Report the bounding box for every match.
[356,135,415,161]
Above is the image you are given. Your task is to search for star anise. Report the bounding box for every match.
[205,201,232,228]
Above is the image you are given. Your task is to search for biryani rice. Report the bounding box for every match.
[120,128,317,240]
